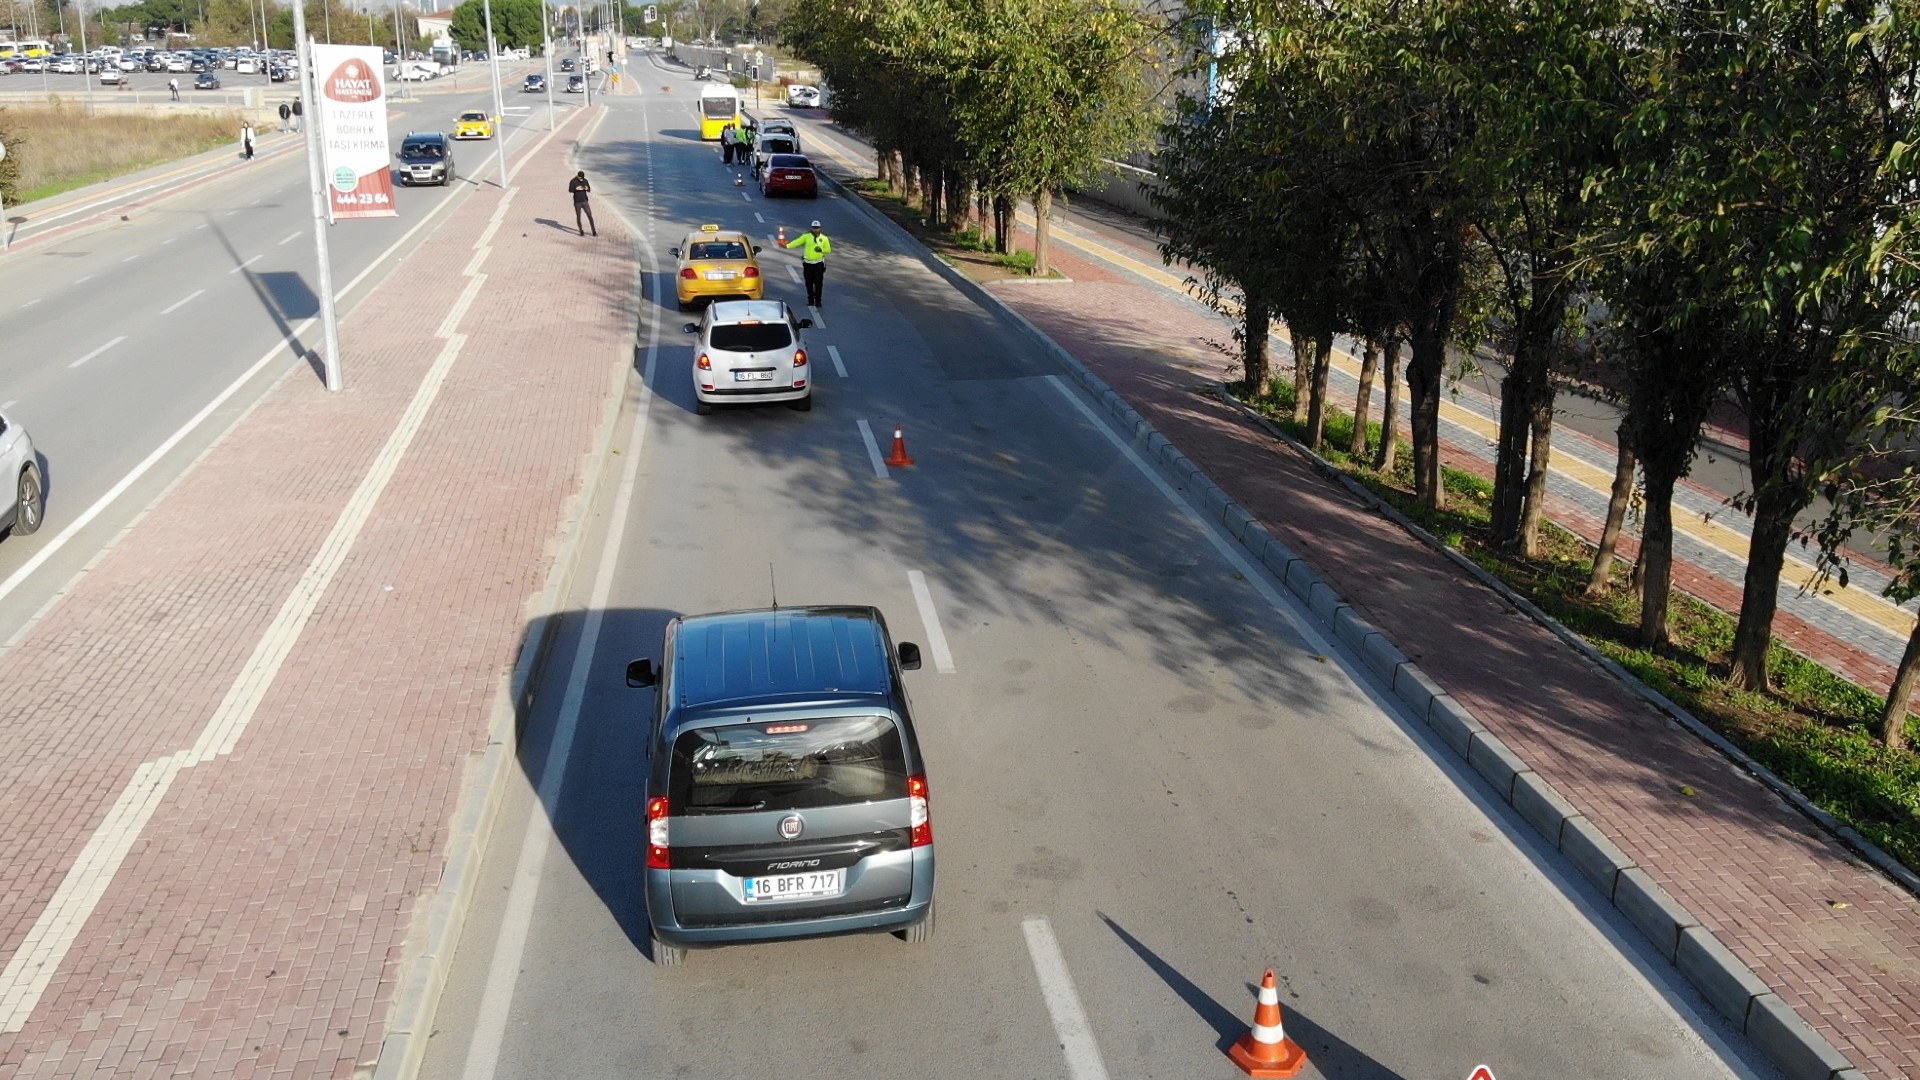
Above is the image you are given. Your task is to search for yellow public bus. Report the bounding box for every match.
[0,39,53,60]
[697,83,742,141]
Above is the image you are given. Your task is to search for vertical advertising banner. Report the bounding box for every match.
[313,44,397,220]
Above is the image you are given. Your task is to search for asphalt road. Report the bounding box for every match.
[416,69,1784,1080]
[0,77,569,646]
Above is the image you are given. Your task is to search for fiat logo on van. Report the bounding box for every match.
[778,814,804,840]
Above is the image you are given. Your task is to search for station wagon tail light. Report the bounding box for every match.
[792,349,807,367]
[679,267,697,279]
[697,353,711,370]
[647,796,671,868]
[743,266,759,278]
[907,775,932,847]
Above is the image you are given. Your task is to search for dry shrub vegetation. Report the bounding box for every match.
[0,103,242,204]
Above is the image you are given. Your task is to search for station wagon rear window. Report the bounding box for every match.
[709,323,793,352]
[672,716,907,813]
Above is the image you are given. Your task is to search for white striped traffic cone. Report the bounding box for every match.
[1227,969,1307,1077]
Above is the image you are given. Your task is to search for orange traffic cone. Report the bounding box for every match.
[735,173,745,187]
[885,425,916,467]
[1227,970,1307,1077]
[777,223,787,246]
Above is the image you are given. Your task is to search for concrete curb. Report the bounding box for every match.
[368,109,634,1080]
[817,165,1866,1080]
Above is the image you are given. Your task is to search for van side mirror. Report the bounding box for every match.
[626,658,657,687]
[896,643,922,671]
[797,318,813,329]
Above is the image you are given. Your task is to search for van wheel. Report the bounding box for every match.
[896,901,934,943]
[652,934,687,967]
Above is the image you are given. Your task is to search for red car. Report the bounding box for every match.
[759,153,818,198]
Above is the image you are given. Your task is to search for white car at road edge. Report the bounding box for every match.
[0,410,45,538]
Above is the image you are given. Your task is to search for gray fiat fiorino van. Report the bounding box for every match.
[626,606,936,966]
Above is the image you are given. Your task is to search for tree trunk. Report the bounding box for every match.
[949,173,973,234]
[1638,467,1678,648]
[1882,624,1920,750]
[1729,485,1801,691]
[1490,362,1533,549]
[1585,418,1637,598]
[1032,189,1053,275]
[1407,331,1445,512]
[1376,338,1402,472]
[1349,339,1378,459]
[1242,304,1270,396]
[1518,383,1556,559]
[1289,328,1310,423]
[993,195,1014,253]
[1305,328,1334,450]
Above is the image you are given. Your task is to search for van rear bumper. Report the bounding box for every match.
[648,846,933,949]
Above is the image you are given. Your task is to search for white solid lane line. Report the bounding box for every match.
[826,344,847,378]
[160,289,206,315]
[67,336,127,370]
[458,282,662,1080]
[227,254,263,274]
[1022,917,1112,1080]
[277,230,302,245]
[906,571,957,674]
[808,305,825,329]
[856,419,890,480]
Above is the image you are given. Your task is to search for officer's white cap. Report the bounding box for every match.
[810,220,821,228]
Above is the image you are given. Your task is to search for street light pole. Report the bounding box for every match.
[480,0,510,186]
[540,0,554,130]
[291,15,344,390]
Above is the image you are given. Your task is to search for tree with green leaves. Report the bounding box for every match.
[450,0,546,51]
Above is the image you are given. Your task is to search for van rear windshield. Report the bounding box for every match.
[672,715,907,813]
[710,323,793,352]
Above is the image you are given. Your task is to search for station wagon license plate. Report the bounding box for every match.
[705,270,738,280]
[744,868,845,901]
[734,370,774,381]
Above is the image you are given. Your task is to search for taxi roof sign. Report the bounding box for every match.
[699,223,721,232]
[1467,1067,1497,1080]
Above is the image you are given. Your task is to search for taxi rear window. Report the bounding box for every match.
[671,715,908,813]
[690,241,748,260]
[711,323,793,352]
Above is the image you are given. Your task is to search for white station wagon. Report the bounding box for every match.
[0,410,44,538]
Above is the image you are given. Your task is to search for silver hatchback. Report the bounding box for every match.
[684,298,814,413]
[626,606,936,966]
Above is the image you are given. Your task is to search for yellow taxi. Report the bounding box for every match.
[453,110,496,139]
[673,224,764,309]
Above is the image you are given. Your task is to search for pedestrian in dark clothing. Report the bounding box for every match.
[569,171,597,236]
[291,97,303,132]
[278,101,292,132]
[241,122,256,161]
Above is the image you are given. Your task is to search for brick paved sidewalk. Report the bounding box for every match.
[990,243,1920,1077]
[0,106,634,1078]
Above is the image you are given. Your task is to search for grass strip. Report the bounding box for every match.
[2,102,242,205]
[1242,378,1920,873]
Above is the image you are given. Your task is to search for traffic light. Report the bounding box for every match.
[644,4,657,22]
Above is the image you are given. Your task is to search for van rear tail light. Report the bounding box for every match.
[792,349,807,367]
[697,354,711,370]
[647,796,671,868]
[907,775,932,847]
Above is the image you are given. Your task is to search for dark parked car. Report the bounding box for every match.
[559,57,575,71]
[523,73,545,92]
[193,72,220,89]
[565,74,585,93]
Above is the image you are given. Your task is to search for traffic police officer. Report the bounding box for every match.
[786,220,831,307]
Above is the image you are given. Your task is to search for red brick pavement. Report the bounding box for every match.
[991,242,1920,1077]
[0,106,633,1078]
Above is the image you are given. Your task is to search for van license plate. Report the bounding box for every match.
[734,370,774,381]
[745,868,845,901]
